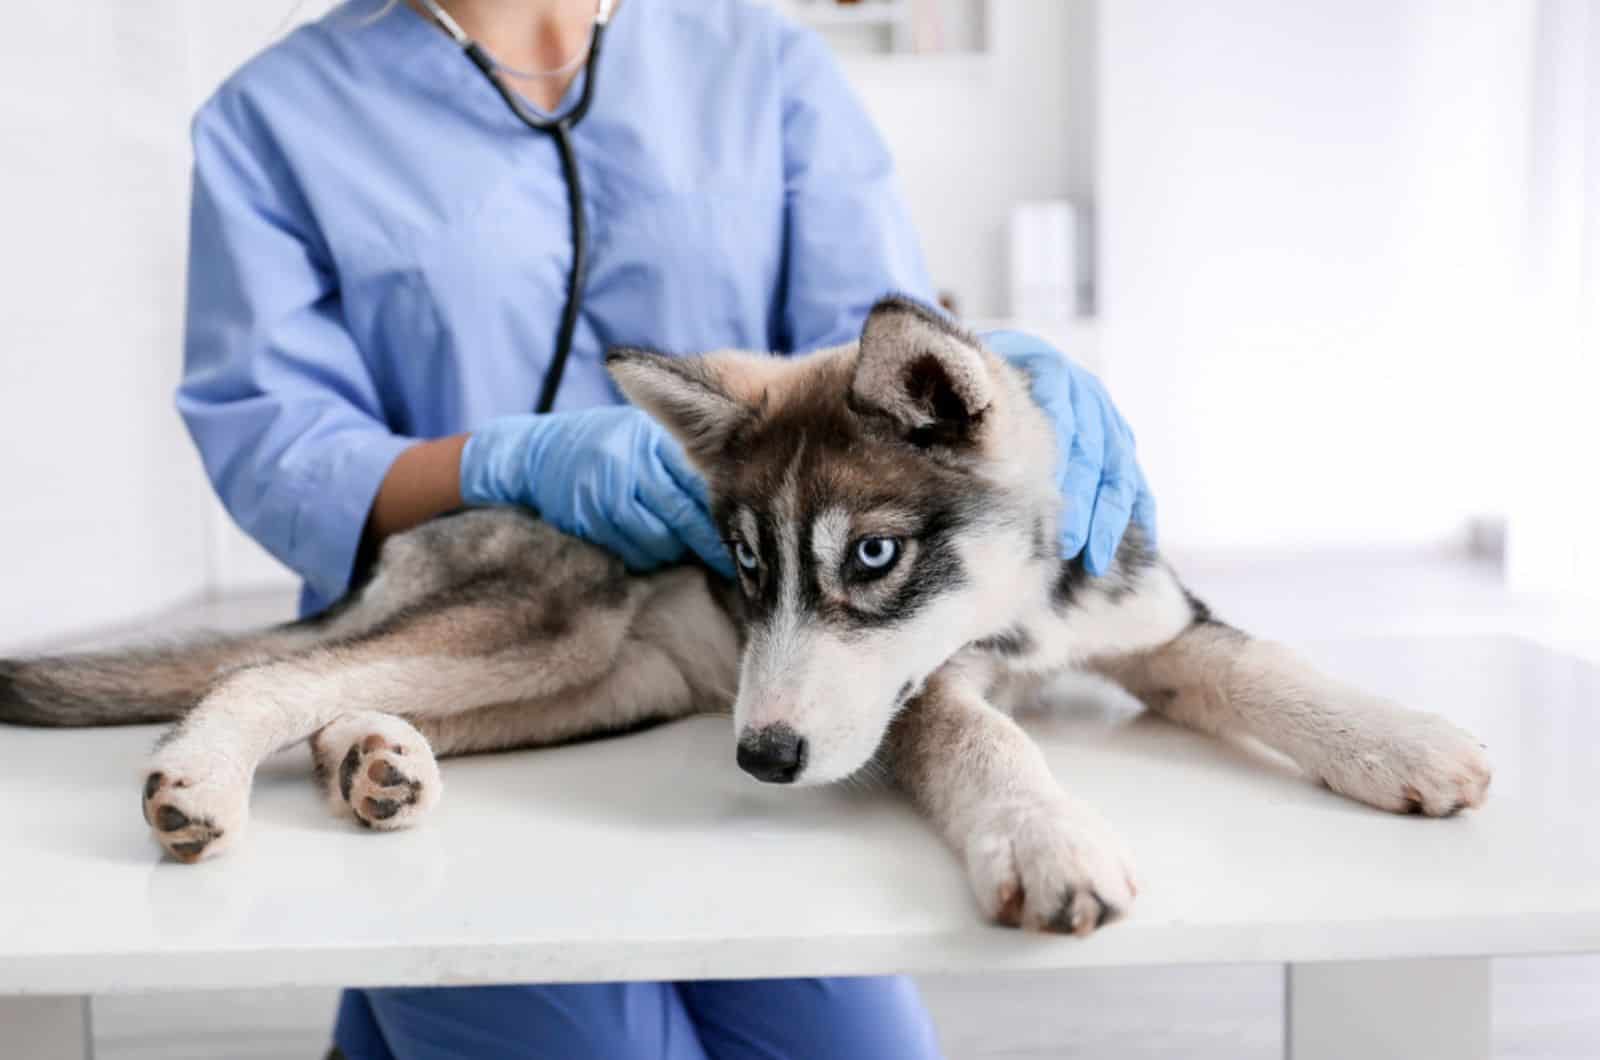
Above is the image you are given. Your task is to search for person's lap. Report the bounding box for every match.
[334,977,941,1060]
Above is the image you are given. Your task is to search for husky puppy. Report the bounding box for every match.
[0,297,1490,935]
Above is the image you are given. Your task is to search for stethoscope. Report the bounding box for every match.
[415,0,615,413]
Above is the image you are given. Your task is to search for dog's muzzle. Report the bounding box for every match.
[736,723,807,784]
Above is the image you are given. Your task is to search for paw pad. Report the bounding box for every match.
[141,771,226,864]
[1045,887,1117,936]
[338,737,426,830]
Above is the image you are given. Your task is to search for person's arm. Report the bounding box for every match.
[456,407,734,577]
[183,87,734,604]
[180,93,418,605]
[775,24,934,351]
[365,435,467,544]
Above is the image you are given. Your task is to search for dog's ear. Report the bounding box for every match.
[606,347,754,465]
[850,296,993,447]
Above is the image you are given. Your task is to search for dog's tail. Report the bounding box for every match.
[0,623,315,728]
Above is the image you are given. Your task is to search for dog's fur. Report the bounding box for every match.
[0,298,1491,934]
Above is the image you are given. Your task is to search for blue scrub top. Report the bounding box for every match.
[177,0,932,615]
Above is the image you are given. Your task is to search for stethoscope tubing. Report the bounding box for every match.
[419,0,611,413]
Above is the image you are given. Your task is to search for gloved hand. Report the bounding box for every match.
[459,407,734,577]
[983,331,1157,576]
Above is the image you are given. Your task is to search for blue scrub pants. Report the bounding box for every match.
[332,978,942,1059]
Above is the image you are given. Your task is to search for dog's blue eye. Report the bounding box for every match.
[854,536,899,571]
[734,541,759,571]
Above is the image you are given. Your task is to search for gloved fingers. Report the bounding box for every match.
[647,485,734,579]
[646,445,733,578]
[987,336,1085,559]
[585,502,687,573]
[990,334,1153,570]
[1081,385,1146,574]
[683,518,735,578]
[1131,483,1158,545]
[1059,448,1098,561]
[657,435,714,512]
[1084,472,1138,577]
[1058,395,1105,560]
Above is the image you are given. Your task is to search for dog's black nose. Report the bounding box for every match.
[737,724,807,784]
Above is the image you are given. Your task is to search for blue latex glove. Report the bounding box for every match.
[460,408,734,578]
[983,331,1157,576]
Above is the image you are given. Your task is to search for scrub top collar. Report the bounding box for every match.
[333,0,629,125]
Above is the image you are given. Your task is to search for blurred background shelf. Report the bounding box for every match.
[772,0,987,56]
[785,0,908,28]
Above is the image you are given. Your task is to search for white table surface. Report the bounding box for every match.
[2,634,1595,997]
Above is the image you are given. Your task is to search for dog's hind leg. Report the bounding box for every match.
[310,711,442,831]
[142,582,652,863]
[305,565,738,830]
[146,564,737,862]
[414,632,724,757]
[0,511,555,730]
[415,567,742,756]
[1090,616,1493,816]
[306,565,739,830]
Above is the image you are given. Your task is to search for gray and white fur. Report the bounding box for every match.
[0,297,1491,934]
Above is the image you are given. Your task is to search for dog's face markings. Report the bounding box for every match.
[609,298,1051,783]
[970,625,1035,658]
[714,459,993,784]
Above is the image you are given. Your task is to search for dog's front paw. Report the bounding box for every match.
[963,796,1138,936]
[311,711,441,831]
[1316,708,1492,817]
[141,751,250,864]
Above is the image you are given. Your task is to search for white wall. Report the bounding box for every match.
[1098,1,1537,551]
[0,6,213,647]
[1505,0,1600,597]
[844,0,1094,320]
[0,3,343,646]
[11,0,1545,636]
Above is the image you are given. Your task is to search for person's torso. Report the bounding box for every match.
[220,0,794,434]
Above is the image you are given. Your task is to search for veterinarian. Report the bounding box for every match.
[179,1,1154,1057]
